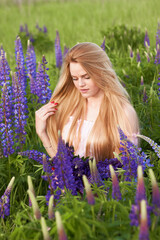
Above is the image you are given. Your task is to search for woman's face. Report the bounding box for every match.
[70,62,104,100]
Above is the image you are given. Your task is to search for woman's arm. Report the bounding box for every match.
[35,101,58,157]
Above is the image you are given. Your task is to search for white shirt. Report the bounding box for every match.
[62,116,95,157]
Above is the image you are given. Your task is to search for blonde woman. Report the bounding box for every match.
[35,42,139,162]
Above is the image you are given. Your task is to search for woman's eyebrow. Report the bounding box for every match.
[71,73,88,77]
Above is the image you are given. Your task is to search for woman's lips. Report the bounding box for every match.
[80,89,89,93]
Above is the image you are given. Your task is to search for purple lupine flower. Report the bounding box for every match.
[97,158,122,180]
[26,40,37,94]
[19,149,51,169]
[48,195,54,219]
[143,87,148,103]
[19,25,24,32]
[0,84,14,157]
[130,166,152,227]
[55,31,63,68]
[128,45,133,58]
[82,175,95,205]
[0,177,15,218]
[149,169,160,216]
[144,30,150,48]
[137,49,141,63]
[63,45,69,58]
[43,25,48,34]
[89,159,103,187]
[109,164,122,201]
[12,72,28,148]
[49,134,77,199]
[101,37,105,51]
[135,166,146,203]
[136,134,160,159]
[118,127,152,181]
[0,48,11,87]
[35,56,52,104]
[155,22,160,48]
[55,211,68,240]
[158,73,160,99]
[139,200,150,240]
[15,36,27,90]
[155,45,160,65]
[24,24,29,36]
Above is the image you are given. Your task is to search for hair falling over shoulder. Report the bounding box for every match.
[46,42,139,162]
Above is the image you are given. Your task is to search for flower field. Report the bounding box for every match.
[0,0,160,239]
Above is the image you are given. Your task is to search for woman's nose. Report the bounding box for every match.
[78,77,85,86]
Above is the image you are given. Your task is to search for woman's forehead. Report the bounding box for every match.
[69,62,87,76]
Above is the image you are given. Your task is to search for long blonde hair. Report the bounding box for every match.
[47,42,139,161]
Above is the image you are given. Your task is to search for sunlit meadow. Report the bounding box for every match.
[0,0,160,239]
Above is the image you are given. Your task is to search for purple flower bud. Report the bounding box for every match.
[55,211,68,240]
[149,169,160,215]
[27,176,35,207]
[48,195,54,219]
[55,31,63,68]
[137,49,141,62]
[144,30,150,48]
[140,76,144,86]
[41,217,51,240]
[135,165,146,204]
[27,189,41,220]
[101,37,105,51]
[82,175,95,205]
[109,164,121,201]
[139,200,149,240]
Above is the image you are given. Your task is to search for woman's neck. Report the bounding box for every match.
[85,94,104,121]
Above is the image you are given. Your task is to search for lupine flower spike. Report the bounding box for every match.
[82,175,95,205]
[149,169,160,215]
[41,217,51,240]
[0,176,15,218]
[136,134,160,159]
[27,189,41,220]
[27,176,35,206]
[89,159,103,186]
[55,211,68,240]
[109,164,121,201]
[135,165,146,203]
[101,37,106,51]
[144,30,150,49]
[55,31,63,68]
[139,200,149,240]
[140,76,144,86]
[48,195,54,219]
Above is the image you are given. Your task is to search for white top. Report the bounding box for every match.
[62,116,95,158]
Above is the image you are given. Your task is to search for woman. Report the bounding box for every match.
[35,42,139,162]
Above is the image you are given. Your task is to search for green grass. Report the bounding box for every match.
[0,0,160,65]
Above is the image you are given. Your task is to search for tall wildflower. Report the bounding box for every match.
[26,40,37,94]
[136,134,160,159]
[101,37,106,51]
[0,48,11,87]
[144,30,150,48]
[82,175,95,205]
[0,177,15,218]
[155,23,160,98]
[12,72,28,147]
[149,169,160,216]
[55,31,63,68]
[109,164,122,201]
[139,200,150,240]
[89,159,103,187]
[118,128,152,181]
[129,166,151,227]
[55,211,68,240]
[35,56,52,104]
[15,36,27,90]
[0,84,14,157]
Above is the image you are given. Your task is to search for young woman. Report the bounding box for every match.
[35,42,139,162]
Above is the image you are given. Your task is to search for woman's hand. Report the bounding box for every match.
[35,101,58,138]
